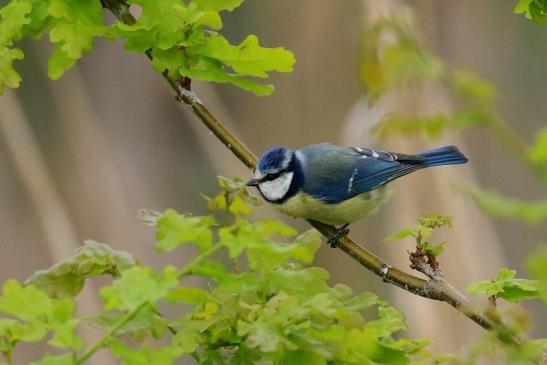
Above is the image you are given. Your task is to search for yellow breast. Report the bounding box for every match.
[274,187,389,226]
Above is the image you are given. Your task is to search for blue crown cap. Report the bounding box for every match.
[258,146,292,172]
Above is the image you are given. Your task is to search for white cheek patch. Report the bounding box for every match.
[259,172,294,202]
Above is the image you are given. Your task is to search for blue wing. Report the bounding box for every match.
[298,144,466,203]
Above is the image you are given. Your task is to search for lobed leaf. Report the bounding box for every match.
[0,47,24,93]
[514,0,547,24]
[384,228,413,241]
[100,266,178,311]
[86,307,168,340]
[0,281,83,350]
[246,229,321,271]
[192,0,244,12]
[365,304,407,338]
[25,240,136,299]
[0,0,32,46]
[112,0,295,96]
[203,176,261,215]
[110,339,183,365]
[47,0,107,79]
[155,209,215,252]
[188,34,295,77]
[467,268,543,303]
[420,241,445,256]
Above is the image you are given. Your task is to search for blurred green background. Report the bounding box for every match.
[0,0,545,363]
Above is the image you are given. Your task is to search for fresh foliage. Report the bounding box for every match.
[467,268,544,303]
[0,180,543,364]
[0,0,295,95]
[514,0,547,24]
[359,9,547,225]
[0,178,443,364]
[360,14,493,139]
[385,213,452,258]
[25,241,137,299]
[0,1,546,364]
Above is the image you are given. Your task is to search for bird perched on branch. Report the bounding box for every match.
[246,143,467,247]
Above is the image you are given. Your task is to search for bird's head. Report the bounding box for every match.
[246,146,303,203]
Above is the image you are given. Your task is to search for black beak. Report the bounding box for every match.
[246,178,260,187]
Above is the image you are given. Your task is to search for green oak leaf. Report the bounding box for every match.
[47,0,106,79]
[110,339,183,365]
[365,304,407,338]
[467,268,542,302]
[188,34,295,77]
[155,209,215,252]
[0,280,83,350]
[179,55,276,96]
[0,0,32,45]
[0,280,53,322]
[87,307,168,340]
[25,240,136,299]
[384,227,413,241]
[514,0,547,24]
[420,241,445,256]
[0,47,24,92]
[192,0,244,12]
[100,266,178,311]
[246,229,321,271]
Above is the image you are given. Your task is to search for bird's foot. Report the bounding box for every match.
[327,224,350,248]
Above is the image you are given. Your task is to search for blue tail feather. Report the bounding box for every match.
[414,145,468,167]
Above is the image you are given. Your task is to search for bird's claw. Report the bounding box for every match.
[327,224,350,248]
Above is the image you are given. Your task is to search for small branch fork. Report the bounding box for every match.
[102,0,522,347]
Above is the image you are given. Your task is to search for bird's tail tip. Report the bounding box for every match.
[414,145,468,167]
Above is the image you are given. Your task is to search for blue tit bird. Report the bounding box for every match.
[246,143,468,247]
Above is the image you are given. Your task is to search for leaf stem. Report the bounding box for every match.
[179,242,225,277]
[74,301,148,365]
[102,0,523,349]
[74,241,224,364]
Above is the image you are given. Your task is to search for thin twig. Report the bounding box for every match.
[102,0,521,346]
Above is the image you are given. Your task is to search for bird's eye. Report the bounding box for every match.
[265,172,281,181]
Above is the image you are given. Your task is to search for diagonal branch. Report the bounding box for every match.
[102,0,521,345]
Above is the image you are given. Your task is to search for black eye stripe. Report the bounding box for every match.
[265,172,281,181]
[261,170,285,182]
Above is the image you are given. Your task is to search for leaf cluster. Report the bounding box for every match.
[0,0,295,95]
[467,268,544,303]
[360,14,494,139]
[385,213,452,257]
[514,0,547,24]
[0,178,439,365]
[360,9,547,226]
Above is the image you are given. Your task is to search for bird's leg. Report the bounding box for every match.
[327,223,350,248]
